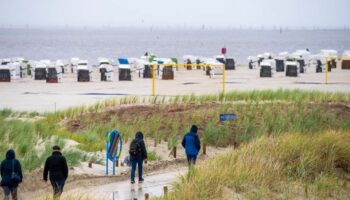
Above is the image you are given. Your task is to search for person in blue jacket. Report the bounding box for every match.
[129,132,148,184]
[181,125,201,165]
[0,149,23,200]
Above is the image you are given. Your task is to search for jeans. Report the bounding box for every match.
[186,155,197,165]
[130,159,143,181]
[50,179,66,200]
[2,186,17,200]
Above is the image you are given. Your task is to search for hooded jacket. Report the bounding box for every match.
[43,151,68,181]
[129,132,147,161]
[182,126,201,156]
[0,150,23,187]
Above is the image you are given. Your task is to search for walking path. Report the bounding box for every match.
[63,168,185,200]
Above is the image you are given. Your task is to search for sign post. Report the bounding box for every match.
[325,57,329,84]
[221,47,227,96]
[152,64,155,96]
[220,113,237,122]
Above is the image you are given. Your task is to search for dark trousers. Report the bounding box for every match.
[186,155,197,165]
[131,159,143,181]
[50,179,65,200]
[2,186,17,200]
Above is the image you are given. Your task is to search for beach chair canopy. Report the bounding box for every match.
[118,58,129,65]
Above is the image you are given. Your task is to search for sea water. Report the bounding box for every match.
[0,28,349,64]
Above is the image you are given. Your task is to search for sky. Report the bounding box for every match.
[0,0,349,29]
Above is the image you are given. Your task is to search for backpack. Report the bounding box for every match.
[129,139,141,156]
[11,160,21,184]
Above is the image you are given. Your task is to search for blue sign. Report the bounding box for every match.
[220,113,237,121]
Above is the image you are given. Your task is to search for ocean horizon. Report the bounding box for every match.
[1,28,349,64]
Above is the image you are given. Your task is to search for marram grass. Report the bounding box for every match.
[44,89,350,120]
[156,131,350,200]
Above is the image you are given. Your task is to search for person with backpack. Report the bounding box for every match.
[129,132,147,184]
[0,149,23,200]
[182,125,201,165]
[43,146,69,200]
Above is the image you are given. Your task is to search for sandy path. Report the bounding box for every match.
[23,144,229,200]
[64,168,185,200]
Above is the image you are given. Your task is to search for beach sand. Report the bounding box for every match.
[1,65,349,112]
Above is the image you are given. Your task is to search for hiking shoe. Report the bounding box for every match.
[139,178,144,183]
[131,180,135,184]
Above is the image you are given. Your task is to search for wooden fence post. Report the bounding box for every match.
[173,147,177,158]
[163,186,168,195]
[145,193,149,200]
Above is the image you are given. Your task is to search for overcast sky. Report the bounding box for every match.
[0,0,349,28]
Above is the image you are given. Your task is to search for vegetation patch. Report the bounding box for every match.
[61,102,350,151]
[157,131,350,200]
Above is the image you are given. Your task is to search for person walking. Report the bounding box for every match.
[129,132,147,184]
[182,125,201,165]
[0,149,23,200]
[43,146,68,200]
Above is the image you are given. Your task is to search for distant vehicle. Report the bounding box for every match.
[98,58,113,81]
[77,60,92,82]
[341,50,350,70]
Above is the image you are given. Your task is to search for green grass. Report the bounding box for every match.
[0,89,349,171]
[157,131,350,200]
[148,151,161,161]
[60,100,350,151]
[0,119,90,171]
[45,89,349,120]
[0,108,13,118]
[37,195,94,200]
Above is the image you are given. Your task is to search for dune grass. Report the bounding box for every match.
[44,89,350,120]
[37,195,94,200]
[58,100,350,151]
[157,131,350,200]
[0,118,96,171]
[148,151,162,161]
[0,89,349,170]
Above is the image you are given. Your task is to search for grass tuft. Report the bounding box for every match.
[157,131,350,200]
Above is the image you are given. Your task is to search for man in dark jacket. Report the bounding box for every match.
[182,125,201,165]
[129,132,147,184]
[43,146,69,200]
[0,149,23,200]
